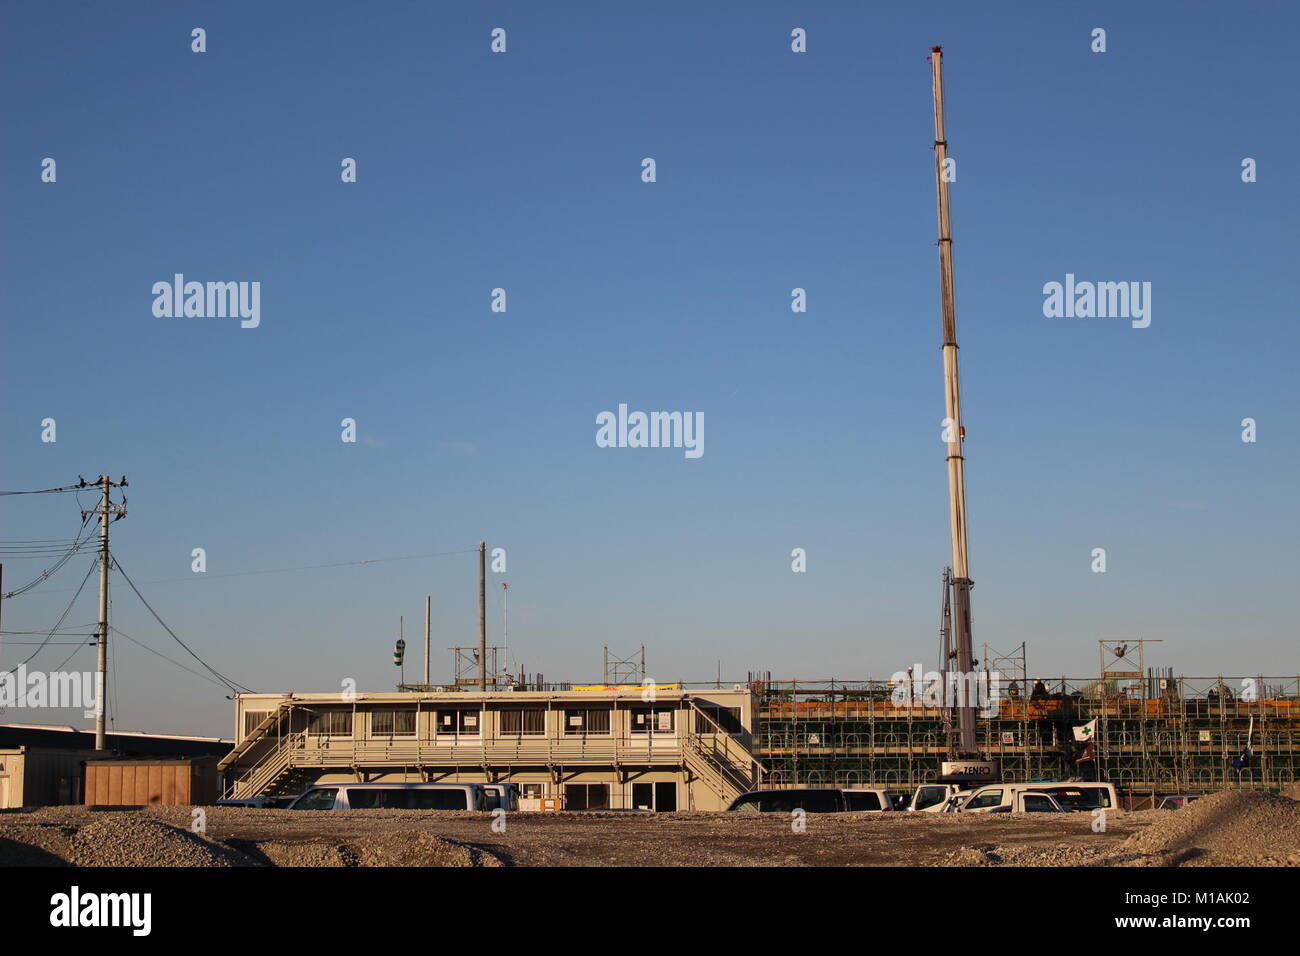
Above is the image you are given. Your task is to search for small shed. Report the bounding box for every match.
[83,756,219,806]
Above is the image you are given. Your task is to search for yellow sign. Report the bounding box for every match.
[571,683,680,693]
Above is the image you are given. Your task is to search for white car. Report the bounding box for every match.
[958,785,1068,813]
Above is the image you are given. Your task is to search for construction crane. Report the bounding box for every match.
[929,46,995,783]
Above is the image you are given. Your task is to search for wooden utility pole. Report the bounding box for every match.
[82,475,127,751]
[478,542,487,690]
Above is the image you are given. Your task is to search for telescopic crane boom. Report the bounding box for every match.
[929,46,979,758]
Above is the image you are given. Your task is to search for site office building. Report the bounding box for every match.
[224,687,757,811]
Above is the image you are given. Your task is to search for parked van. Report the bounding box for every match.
[481,783,519,812]
[287,783,486,811]
[958,785,1068,813]
[841,788,893,811]
[727,788,893,813]
[727,789,848,813]
[907,784,963,812]
[1015,782,1118,811]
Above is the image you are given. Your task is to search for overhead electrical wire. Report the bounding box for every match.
[31,546,480,594]
[1,516,95,598]
[0,484,92,496]
[10,558,97,669]
[111,557,254,695]
[110,626,230,689]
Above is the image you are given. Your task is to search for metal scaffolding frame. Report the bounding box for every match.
[751,676,1300,793]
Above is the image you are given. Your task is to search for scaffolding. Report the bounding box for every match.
[752,675,1300,793]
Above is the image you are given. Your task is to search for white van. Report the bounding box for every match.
[481,783,519,812]
[841,788,893,812]
[907,784,963,812]
[1020,782,1118,812]
[958,785,1068,813]
[287,783,486,811]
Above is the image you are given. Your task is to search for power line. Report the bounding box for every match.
[0,483,93,496]
[111,557,253,694]
[30,546,481,594]
[8,558,96,669]
[1,516,95,598]
[111,626,230,689]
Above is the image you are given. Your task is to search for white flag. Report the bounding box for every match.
[1073,719,1097,742]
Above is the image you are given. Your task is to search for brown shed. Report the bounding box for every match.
[84,756,218,806]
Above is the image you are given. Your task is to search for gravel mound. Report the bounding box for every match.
[0,824,77,866]
[249,830,500,867]
[69,817,255,867]
[252,840,358,867]
[351,830,502,867]
[1119,789,1300,866]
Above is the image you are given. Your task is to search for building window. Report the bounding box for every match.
[520,783,544,799]
[693,704,743,735]
[565,783,609,810]
[630,707,675,734]
[311,711,353,737]
[564,708,611,736]
[498,708,545,736]
[370,709,416,737]
[243,710,273,738]
[435,708,481,737]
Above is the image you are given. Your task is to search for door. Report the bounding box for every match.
[654,781,676,812]
[632,782,653,810]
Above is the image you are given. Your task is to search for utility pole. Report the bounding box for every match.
[478,541,487,691]
[929,48,980,762]
[423,595,431,686]
[81,474,127,751]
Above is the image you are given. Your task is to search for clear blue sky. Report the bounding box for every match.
[3,1,1296,736]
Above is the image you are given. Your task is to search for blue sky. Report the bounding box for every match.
[2,1,1296,736]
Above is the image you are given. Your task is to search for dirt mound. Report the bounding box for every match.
[350,830,502,867]
[69,817,254,867]
[1281,781,1300,800]
[0,823,77,866]
[250,840,358,867]
[251,830,501,867]
[1120,789,1300,866]
[941,845,1003,866]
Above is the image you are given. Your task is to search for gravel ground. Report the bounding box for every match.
[0,791,1293,867]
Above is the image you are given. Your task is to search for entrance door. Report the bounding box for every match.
[632,782,653,810]
[654,781,677,812]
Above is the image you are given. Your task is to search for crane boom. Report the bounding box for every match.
[930,46,979,757]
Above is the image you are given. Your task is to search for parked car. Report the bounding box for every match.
[1025,782,1118,811]
[286,783,486,811]
[958,785,1068,813]
[906,784,964,812]
[215,795,296,808]
[1156,793,1206,810]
